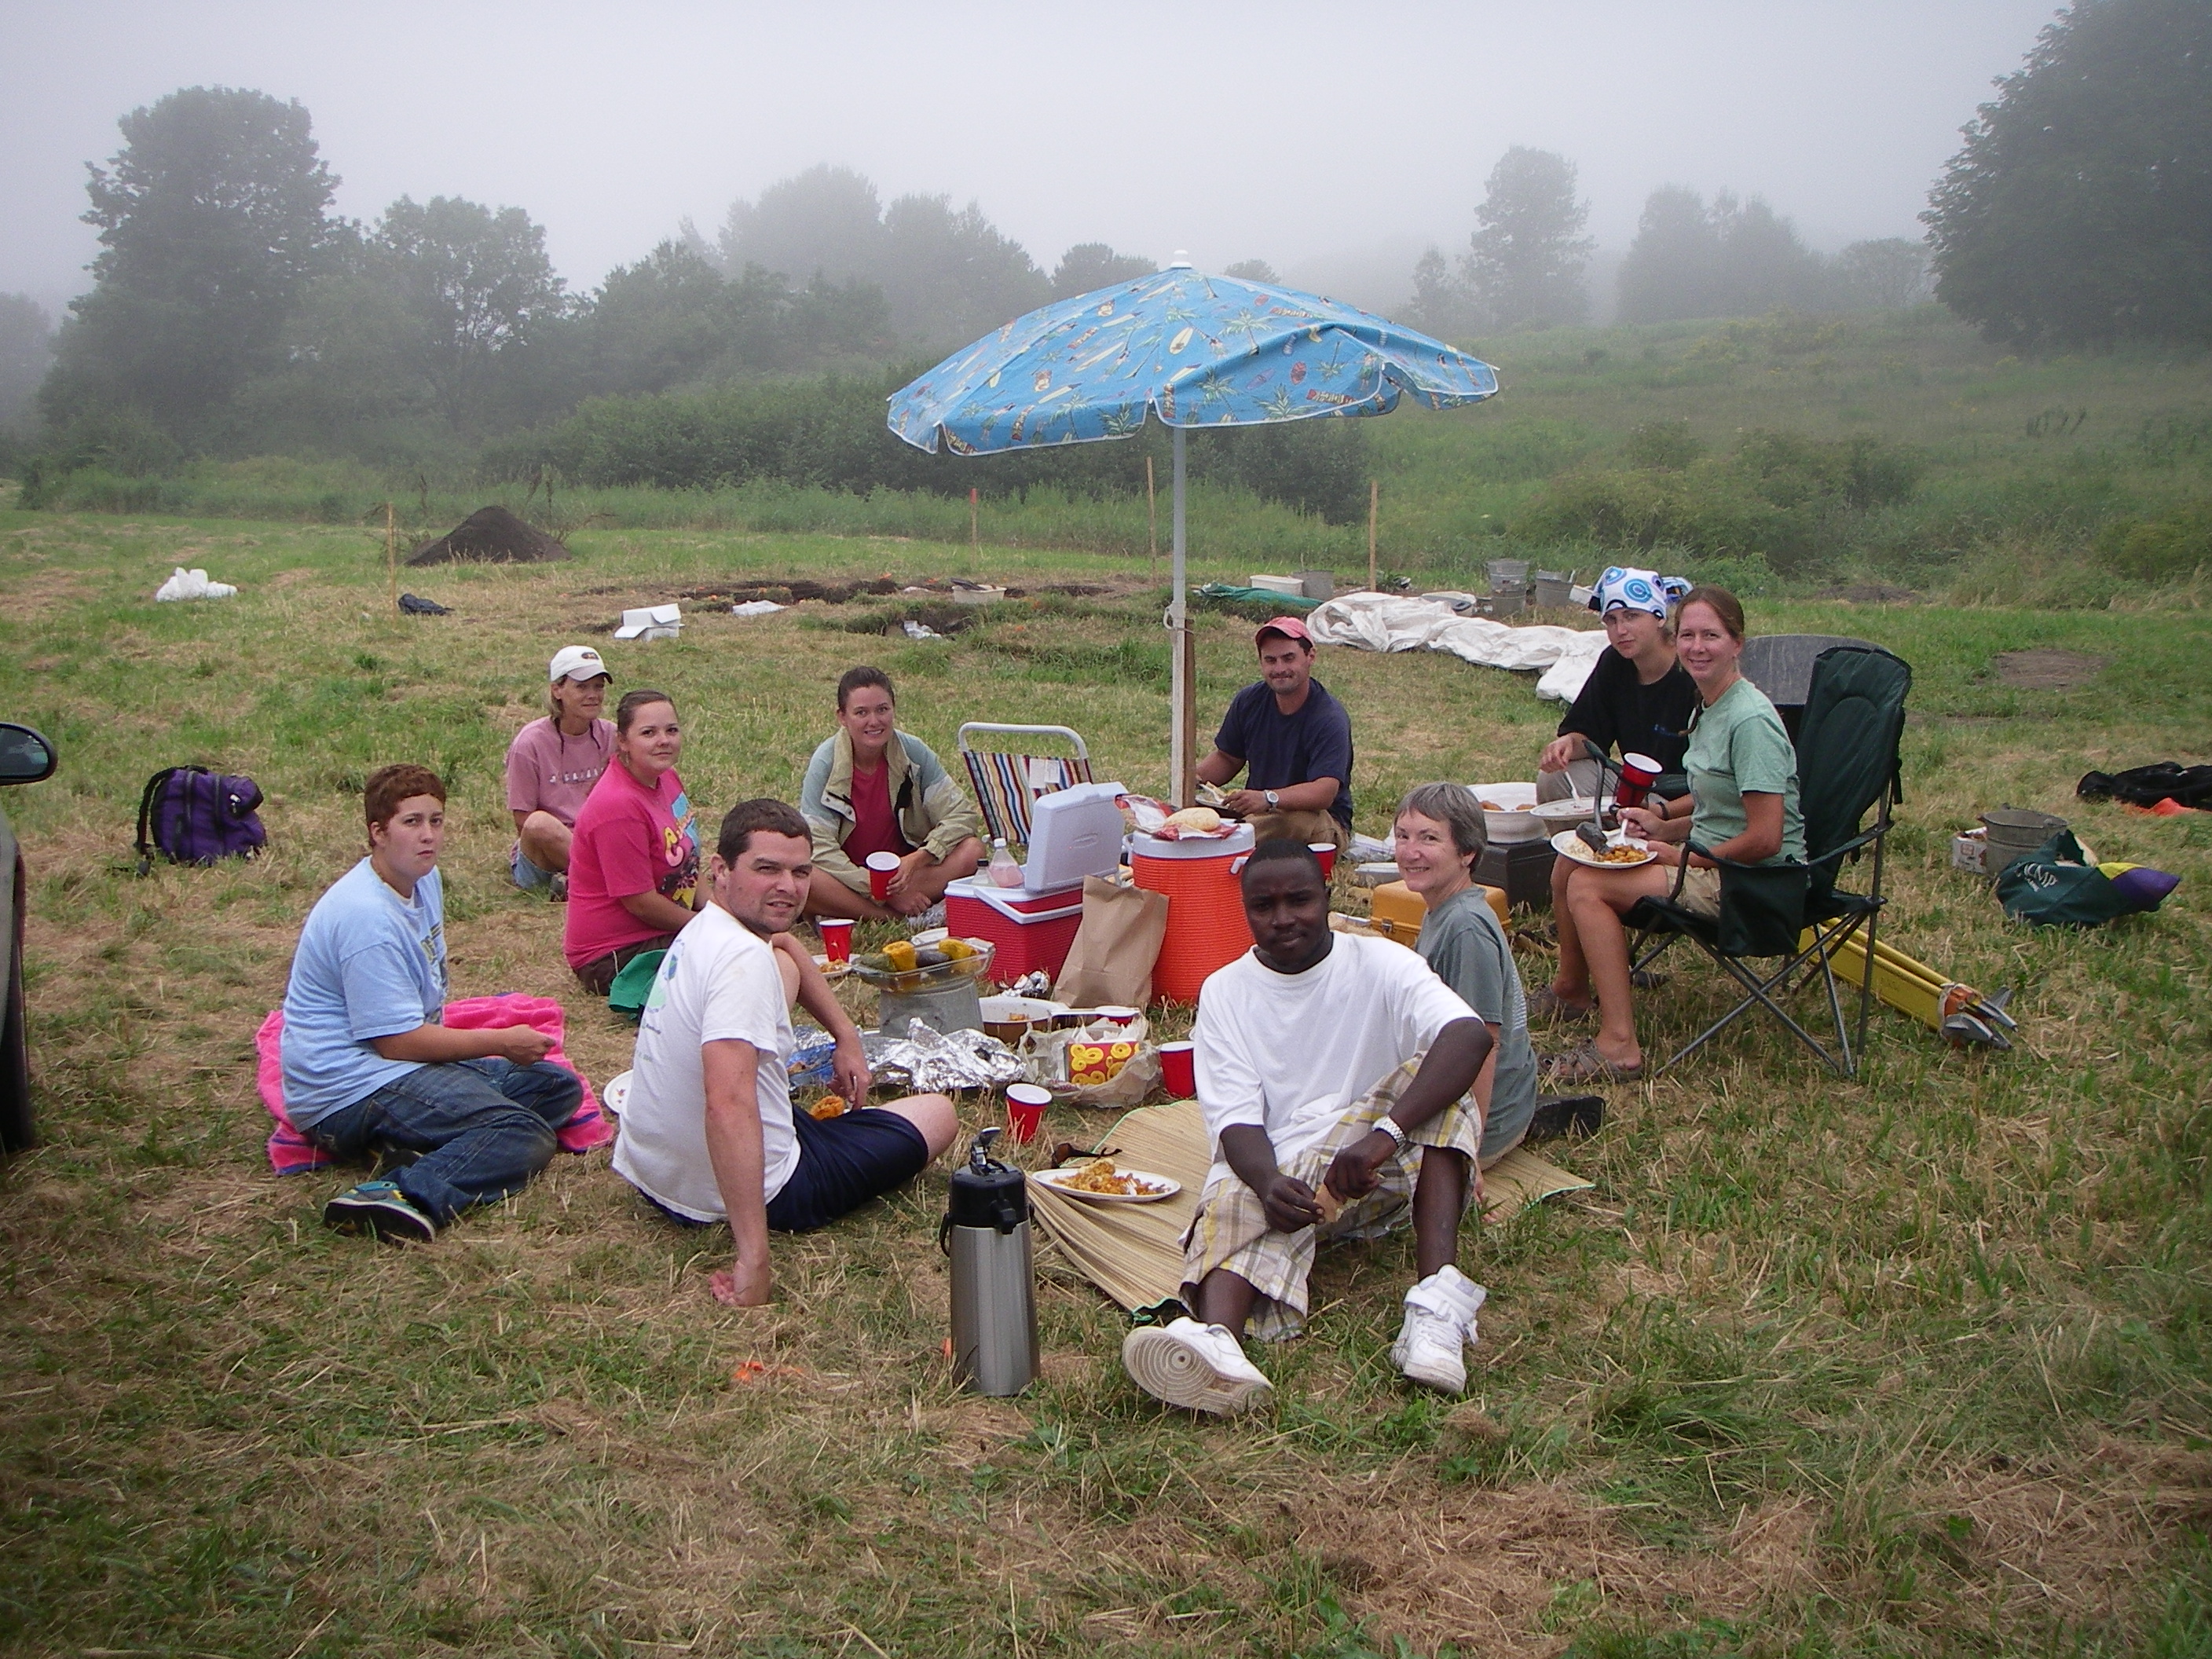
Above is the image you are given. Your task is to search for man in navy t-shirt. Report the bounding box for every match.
[1197,617,1355,851]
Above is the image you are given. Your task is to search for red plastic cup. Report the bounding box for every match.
[1093,1005,1140,1027]
[1309,842,1339,880]
[1613,753,1661,812]
[1005,1082,1050,1144]
[818,917,853,965]
[866,851,901,901]
[1159,1041,1196,1098]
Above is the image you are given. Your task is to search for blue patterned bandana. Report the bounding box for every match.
[1589,566,1691,619]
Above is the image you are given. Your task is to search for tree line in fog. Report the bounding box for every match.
[0,0,2202,482]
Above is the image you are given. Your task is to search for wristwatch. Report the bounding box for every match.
[1264,789,1280,811]
[1374,1115,1409,1153]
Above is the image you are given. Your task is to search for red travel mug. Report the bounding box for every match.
[865,851,900,901]
[1614,753,1661,812]
[1159,1041,1196,1098]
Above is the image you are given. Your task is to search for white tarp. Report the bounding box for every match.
[154,566,237,602]
[1306,591,1610,702]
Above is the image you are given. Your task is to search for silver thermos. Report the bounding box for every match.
[940,1127,1038,1396]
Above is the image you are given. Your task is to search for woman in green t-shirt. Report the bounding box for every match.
[1538,587,1801,1084]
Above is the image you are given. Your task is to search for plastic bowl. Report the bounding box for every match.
[848,938,998,993]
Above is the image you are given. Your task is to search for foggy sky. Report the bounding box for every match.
[0,0,2061,320]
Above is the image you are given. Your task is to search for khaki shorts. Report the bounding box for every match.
[1180,1054,1481,1341]
[1674,866,1721,918]
[1243,808,1347,854]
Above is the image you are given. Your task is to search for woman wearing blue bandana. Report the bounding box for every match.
[1536,566,1697,806]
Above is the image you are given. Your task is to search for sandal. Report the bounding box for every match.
[1540,1038,1644,1085]
[1526,987,1596,1023]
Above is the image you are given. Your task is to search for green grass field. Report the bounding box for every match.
[3,510,2208,1657]
[16,307,2211,613]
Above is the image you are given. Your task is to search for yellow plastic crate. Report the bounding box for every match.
[1368,881,1508,947]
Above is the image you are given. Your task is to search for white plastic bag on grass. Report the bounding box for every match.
[155,567,237,602]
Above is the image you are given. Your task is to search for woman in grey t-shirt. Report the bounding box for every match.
[1394,783,1539,1166]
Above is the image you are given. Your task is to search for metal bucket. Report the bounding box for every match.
[877,974,986,1036]
[1979,807,2067,875]
[1533,570,1572,609]
[1486,558,1530,593]
[1296,569,1335,601]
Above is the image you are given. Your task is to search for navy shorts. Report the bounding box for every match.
[637,1108,931,1234]
[766,1107,932,1232]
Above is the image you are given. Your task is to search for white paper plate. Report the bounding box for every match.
[602,1070,632,1116]
[1531,796,1602,824]
[1031,1166,1181,1204]
[1551,830,1657,869]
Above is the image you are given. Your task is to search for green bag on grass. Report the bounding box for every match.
[1996,832,2135,928]
[607,949,668,1020]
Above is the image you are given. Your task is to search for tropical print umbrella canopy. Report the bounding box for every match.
[887,266,1498,455]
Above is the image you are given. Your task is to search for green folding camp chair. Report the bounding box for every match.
[1629,644,1912,1077]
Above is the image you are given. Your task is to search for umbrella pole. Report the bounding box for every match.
[1170,427,1196,807]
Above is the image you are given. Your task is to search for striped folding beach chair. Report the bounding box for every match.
[957,723,1093,846]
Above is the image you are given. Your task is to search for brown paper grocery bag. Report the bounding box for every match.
[1053,876,1168,1009]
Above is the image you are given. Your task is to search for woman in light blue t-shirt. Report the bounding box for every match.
[1539,588,1800,1084]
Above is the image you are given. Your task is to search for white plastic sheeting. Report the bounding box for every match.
[154,567,237,602]
[1306,591,1609,702]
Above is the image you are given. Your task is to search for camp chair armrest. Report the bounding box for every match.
[1806,825,1887,870]
[1683,842,1771,872]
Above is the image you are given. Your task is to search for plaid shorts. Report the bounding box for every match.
[1180,1054,1483,1342]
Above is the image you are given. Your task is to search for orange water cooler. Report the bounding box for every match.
[1130,825,1255,1005]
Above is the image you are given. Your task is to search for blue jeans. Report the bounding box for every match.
[306,1058,582,1225]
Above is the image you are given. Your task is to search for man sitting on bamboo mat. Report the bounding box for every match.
[1122,841,1494,1415]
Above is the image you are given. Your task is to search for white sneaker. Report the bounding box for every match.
[1122,1317,1273,1416]
[1391,1266,1488,1393]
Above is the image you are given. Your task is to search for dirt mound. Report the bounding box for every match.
[407,506,568,566]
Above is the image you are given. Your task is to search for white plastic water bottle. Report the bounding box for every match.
[988,837,1023,888]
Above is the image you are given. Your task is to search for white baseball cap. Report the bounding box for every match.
[548,645,611,684]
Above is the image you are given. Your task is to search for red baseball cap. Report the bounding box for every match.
[1254,616,1313,646]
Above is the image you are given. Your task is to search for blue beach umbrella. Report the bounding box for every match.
[887,260,1501,800]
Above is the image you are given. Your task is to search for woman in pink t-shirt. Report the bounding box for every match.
[505,644,617,896]
[563,689,701,994]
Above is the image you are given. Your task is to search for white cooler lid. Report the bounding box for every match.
[1022,779,1129,891]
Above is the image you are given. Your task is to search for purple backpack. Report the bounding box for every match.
[134,766,266,873]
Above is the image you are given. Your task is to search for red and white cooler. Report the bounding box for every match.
[945,877,1086,986]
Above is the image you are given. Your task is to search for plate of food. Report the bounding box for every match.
[1551,829,1658,869]
[1031,1159,1181,1203]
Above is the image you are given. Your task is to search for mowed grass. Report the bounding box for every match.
[2,513,2210,1658]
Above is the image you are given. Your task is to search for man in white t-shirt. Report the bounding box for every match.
[613,798,958,1306]
[1122,841,1495,1415]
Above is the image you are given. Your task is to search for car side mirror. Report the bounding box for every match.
[0,724,57,786]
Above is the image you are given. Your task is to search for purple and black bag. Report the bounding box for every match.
[134,766,266,874]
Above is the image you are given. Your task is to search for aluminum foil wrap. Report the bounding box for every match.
[860,1020,1027,1093]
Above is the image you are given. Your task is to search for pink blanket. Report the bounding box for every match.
[256,993,613,1174]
